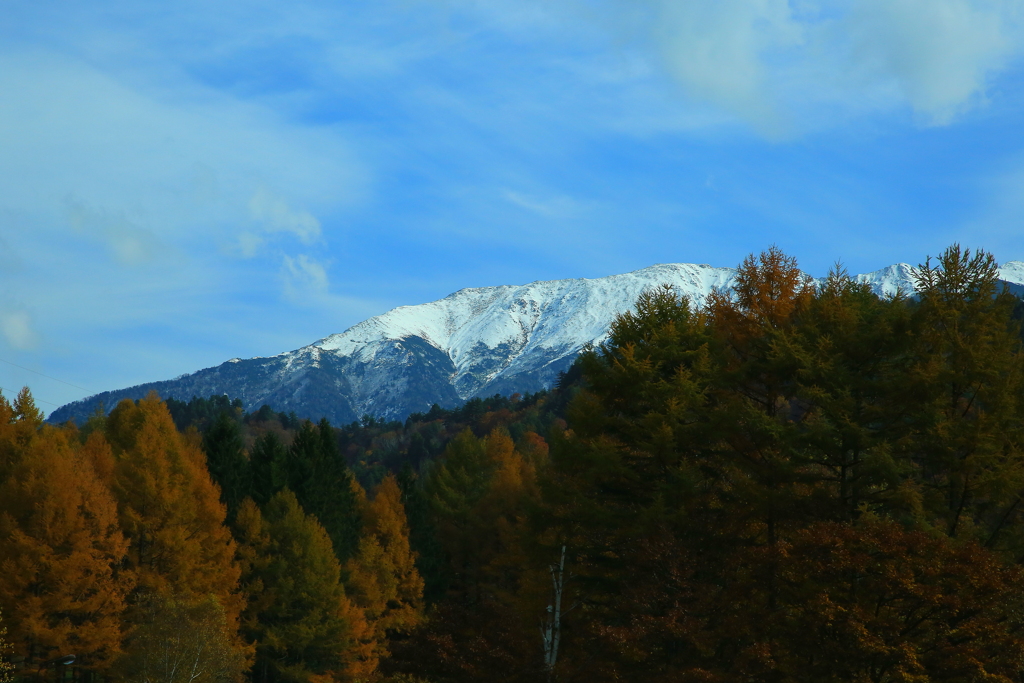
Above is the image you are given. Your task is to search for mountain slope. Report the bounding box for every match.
[49,261,1024,425]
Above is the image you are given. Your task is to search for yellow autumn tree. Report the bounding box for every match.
[102,394,247,664]
[104,395,241,607]
[0,388,132,674]
[345,474,424,665]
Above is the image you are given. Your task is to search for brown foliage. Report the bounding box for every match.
[105,394,243,624]
[0,390,132,671]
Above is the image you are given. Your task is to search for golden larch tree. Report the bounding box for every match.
[102,394,245,656]
[346,473,424,660]
[0,389,132,674]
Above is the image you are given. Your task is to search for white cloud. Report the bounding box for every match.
[502,189,583,218]
[457,0,1024,133]
[847,0,1018,124]
[646,0,801,134]
[65,196,163,266]
[248,187,322,246]
[672,0,1023,128]
[626,0,1023,130]
[282,254,330,300]
[234,232,266,259]
[0,49,361,254]
[1,311,39,350]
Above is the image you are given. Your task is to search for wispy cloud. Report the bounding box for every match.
[0,49,361,245]
[0,311,39,351]
[282,254,330,300]
[846,0,1020,124]
[438,0,1024,133]
[646,0,801,135]
[65,196,164,266]
[502,190,583,219]
[248,187,322,246]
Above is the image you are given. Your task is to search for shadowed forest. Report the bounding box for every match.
[4,245,1024,682]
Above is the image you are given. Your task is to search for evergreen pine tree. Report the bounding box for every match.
[203,410,250,520]
[908,246,1024,545]
[289,419,361,562]
[397,463,445,601]
[249,432,288,507]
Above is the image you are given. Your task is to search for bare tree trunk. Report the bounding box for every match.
[540,545,566,682]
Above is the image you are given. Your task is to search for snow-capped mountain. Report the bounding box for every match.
[49,261,1024,425]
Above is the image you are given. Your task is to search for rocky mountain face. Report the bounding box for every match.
[49,261,1024,425]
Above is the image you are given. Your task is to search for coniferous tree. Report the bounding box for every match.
[386,245,1024,682]
[396,463,445,601]
[289,420,362,562]
[781,265,915,522]
[203,410,250,520]
[0,390,132,674]
[425,429,492,598]
[703,246,817,547]
[906,245,1024,546]
[0,608,12,683]
[473,429,539,600]
[390,430,544,683]
[524,247,1023,680]
[346,474,424,660]
[103,394,244,646]
[249,432,289,507]
[406,433,429,468]
[236,492,371,683]
[752,517,1024,681]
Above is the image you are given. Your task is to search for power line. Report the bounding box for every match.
[0,385,61,408]
[0,358,90,392]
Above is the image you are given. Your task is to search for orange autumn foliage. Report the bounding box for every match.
[103,394,242,620]
[0,389,132,671]
[346,474,424,666]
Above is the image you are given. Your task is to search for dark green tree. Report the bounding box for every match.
[906,245,1024,548]
[397,462,445,601]
[249,432,289,507]
[289,420,361,562]
[203,411,250,519]
[236,492,370,683]
[780,265,916,522]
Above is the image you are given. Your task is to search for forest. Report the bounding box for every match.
[4,244,1024,682]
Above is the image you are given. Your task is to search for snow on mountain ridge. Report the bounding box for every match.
[314,263,738,398]
[999,261,1024,285]
[852,261,1024,295]
[48,260,1024,426]
[308,259,1024,402]
[853,263,918,297]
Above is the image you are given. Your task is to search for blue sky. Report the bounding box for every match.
[3,0,1024,414]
